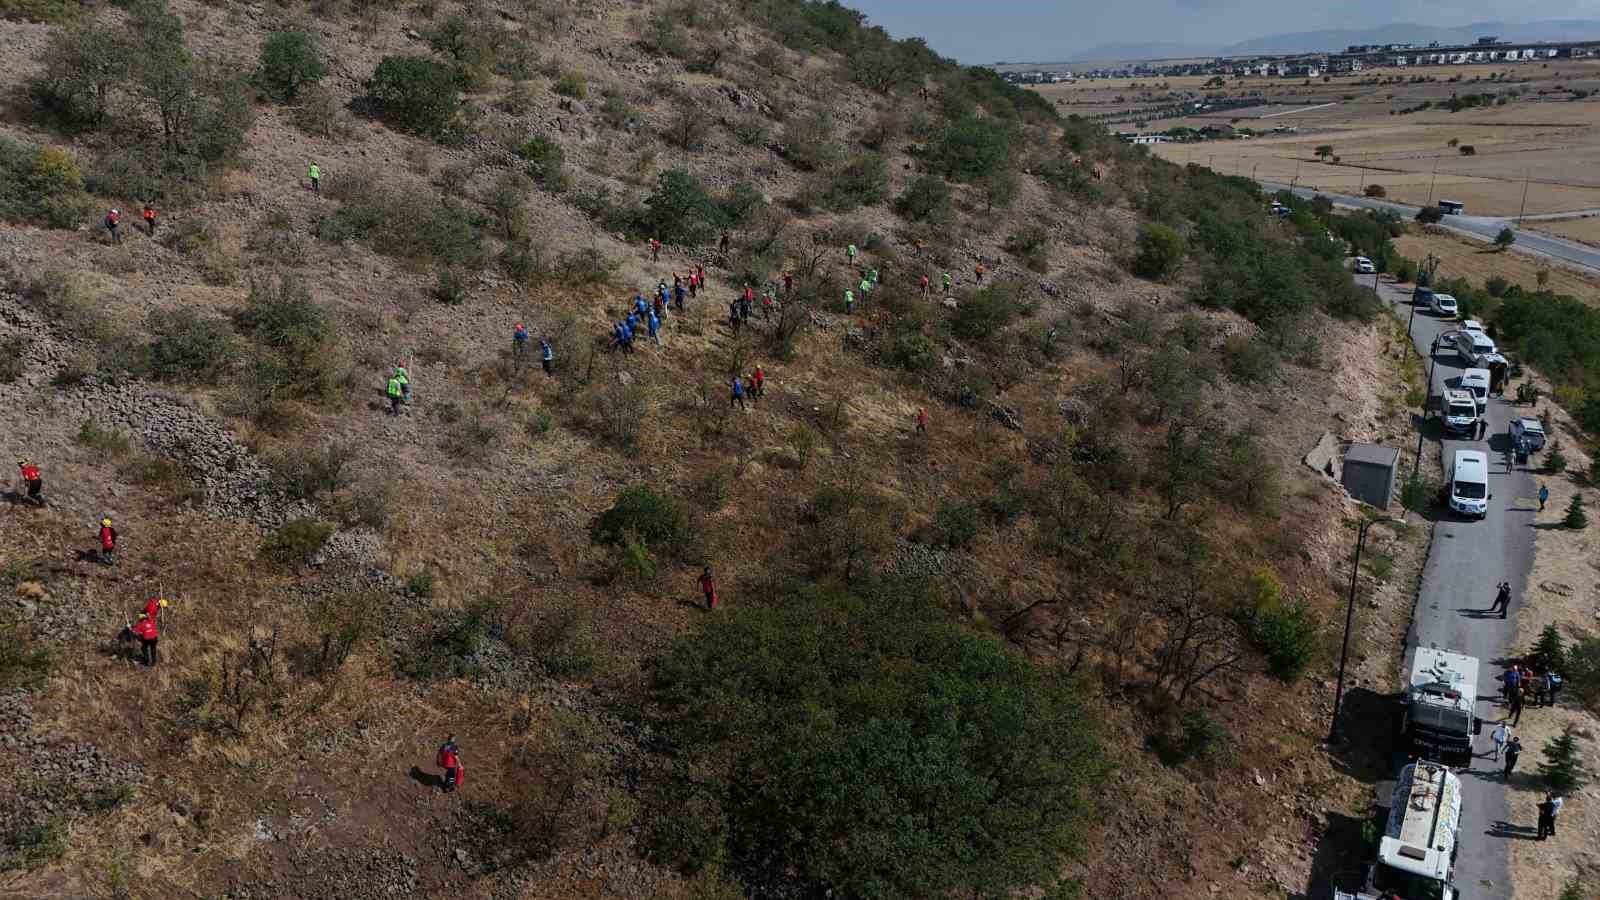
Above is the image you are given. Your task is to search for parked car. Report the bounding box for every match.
[1431,293,1458,318]
[1510,417,1546,451]
[1461,319,1486,338]
[1413,287,1434,307]
[1451,329,1496,367]
[1354,256,1376,274]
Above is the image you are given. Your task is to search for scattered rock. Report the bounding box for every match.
[1539,581,1574,597]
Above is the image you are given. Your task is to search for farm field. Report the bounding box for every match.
[1527,213,1600,247]
[1034,61,1600,215]
[1394,227,1600,298]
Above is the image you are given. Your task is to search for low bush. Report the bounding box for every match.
[143,309,234,383]
[318,174,485,267]
[1242,568,1318,680]
[515,135,565,187]
[0,621,58,691]
[591,486,690,556]
[0,140,93,229]
[554,70,587,98]
[398,599,500,680]
[1363,184,1387,198]
[1132,223,1185,279]
[931,501,981,549]
[894,174,952,221]
[368,55,459,137]
[76,418,131,455]
[257,30,326,102]
[1150,709,1227,766]
[820,152,888,212]
[952,281,1027,341]
[1004,225,1051,273]
[261,518,335,567]
[0,337,27,383]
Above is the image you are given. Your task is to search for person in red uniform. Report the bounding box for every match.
[98,517,117,565]
[915,408,929,433]
[143,596,168,621]
[131,612,158,666]
[751,365,765,400]
[918,274,930,298]
[782,271,794,294]
[697,566,717,609]
[436,735,463,792]
[17,458,43,506]
[142,203,157,235]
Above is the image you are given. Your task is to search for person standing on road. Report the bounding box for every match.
[1490,722,1509,761]
[1539,483,1549,511]
[1503,736,1522,779]
[1490,581,1511,618]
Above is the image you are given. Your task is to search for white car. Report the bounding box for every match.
[1462,319,1485,338]
[1354,257,1376,274]
[1431,293,1458,318]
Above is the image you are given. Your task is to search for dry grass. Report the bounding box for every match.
[1393,229,1600,298]
[1528,214,1600,247]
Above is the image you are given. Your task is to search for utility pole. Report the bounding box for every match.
[1517,170,1531,227]
[1427,155,1440,206]
[1330,516,1396,744]
[1292,159,1302,191]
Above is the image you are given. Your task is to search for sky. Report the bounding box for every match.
[842,0,1600,63]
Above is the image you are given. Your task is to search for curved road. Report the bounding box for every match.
[1372,276,1534,900]
[1269,182,1600,272]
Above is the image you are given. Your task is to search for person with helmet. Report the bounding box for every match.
[17,458,42,506]
[386,372,403,416]
[130,611,159,666]
[649,237,661,262]
[142,202,157,236]
[751,364,765,400]
[436,734,463,792]
[143,596,169,621]
[308,161,321,193]
[393,362,410,403]
[540,338,554,377]
[513,322,529,357]
[98,518,117,565]
[104,208,121,244]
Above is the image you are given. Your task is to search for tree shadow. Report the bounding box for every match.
[1327,688,1399,783]
[408,766,443,791]
[1303,807,1382,900]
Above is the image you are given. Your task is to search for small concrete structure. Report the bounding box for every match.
[1342,442,1400,509]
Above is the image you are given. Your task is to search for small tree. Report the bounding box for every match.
[1537,726,1593,794]
[1131,223,1185,280]
[1564,494,1587,529]
[1363,184,1387,198]
[1530,623,1567,672]
[368,55,459,137]
[1415,206,1444,224]
[257,30,325,102]
[1314,144,1334,160]
[1458,145,1476,156]
[1399,472,1438,516]
[1548,441,1569,474]
[1537,268,1551,291]
[1494,227,1516,250]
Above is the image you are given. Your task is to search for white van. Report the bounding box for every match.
[1442,389,1478,435]
[1453,331,1496,367]
[1449,450,1490,518]
[1459,369,1491,412]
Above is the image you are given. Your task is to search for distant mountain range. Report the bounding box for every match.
[1070,20,1600,62]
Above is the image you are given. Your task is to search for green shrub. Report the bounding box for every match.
[0,0,81,23]
[524,604,597,679]
[0,140,93,229]
[516,135,565,186]
[638,169,726,245]
[0,337,27,384]
[261,518,335,566]
[257,30,325,102]
[1004,225,1051,272]
[76,418,131,454]
[1220,334,1276,383]
[1151,709,1227,766]
[1529,623,1566,672]
[0,622,58,691]
[1565,494,1587,529]
[1415,206,1444,224]
[233,274,342,404]
[318,174,485,267]
[931,501,981,549]
[952,281,1026,341]
[143,308,234,382]
[434,268,467,305]
[818,153,886,212]
[407,570,436,598]
[1132,223,1186,279]
[927,115,1016,182]
[894,174,951,221]
[779,111,843,172]
[271,442,355,502]
[648,579,1104,894]
[1537,727,1593,794]
[0,815,68,870]
[1243,568,1318,679]
[398,599,499,680]
[555,70,587,98]
[591,486,689,555]
[368,55,459,137]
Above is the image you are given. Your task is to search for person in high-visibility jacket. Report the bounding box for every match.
[98,518,117,565]
[393,363,410,403]
[308,162,321,193]
[386,374,403,416]
[436,734,463,792]
[131,612,159,666]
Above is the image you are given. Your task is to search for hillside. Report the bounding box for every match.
[0,2,1417,898]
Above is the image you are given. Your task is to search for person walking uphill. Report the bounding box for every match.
[697,566,718,609]
[130,611,159,666]
[386,373,404,416]
[142,203,157,236]
[394,363,410,403]
[540,338,554,377]
[98,518,117,565]
[436,734,463,792]
[308,162,321,194]
[17,458,43,507]
[847,243,858,268]
[731,375,746,410]
[513,322,529,358]
[104,208,121,244]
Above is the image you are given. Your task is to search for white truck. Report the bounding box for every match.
[1400,647,1482,766]
[1336,760,1463,900]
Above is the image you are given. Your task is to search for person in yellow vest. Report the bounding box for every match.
[386,373,403,416]
[308,162,321,193]
[393,363,410,403]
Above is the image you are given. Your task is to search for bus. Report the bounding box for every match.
[1438,200,1465,215]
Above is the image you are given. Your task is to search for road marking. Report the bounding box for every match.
[1258,102,1337,119]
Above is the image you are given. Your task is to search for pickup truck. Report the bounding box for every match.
[1510,417,1546,451]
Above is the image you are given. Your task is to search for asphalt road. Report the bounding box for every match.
[1373,275,1534,900]
[1266,182,1600,272]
